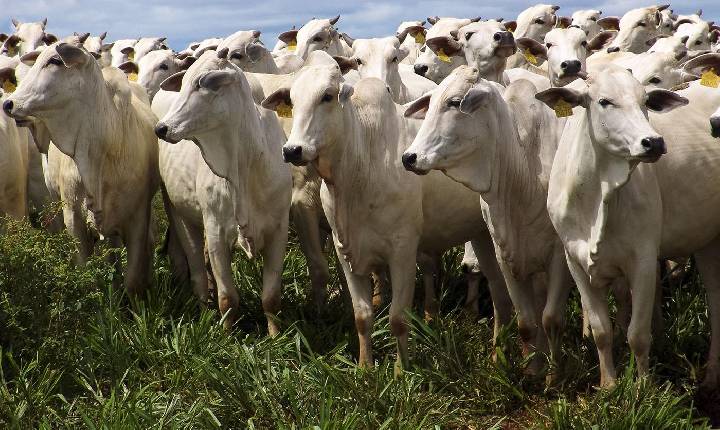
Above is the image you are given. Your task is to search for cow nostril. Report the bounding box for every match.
[401,152,417,169]
[711,117,720,137]
[154,123,168,139]
[2,99,13,115]
[560,61,568,69]
[607,47,620,53]
[414,64,428,76]
[493,32,502,41]
[642,136,666,154]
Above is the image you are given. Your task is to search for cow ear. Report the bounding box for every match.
[176,55,196,70]
[338,83,353,105]
[0,33,7,43]
[56,42,88,67]
[20,50,41,66]
[332,56,357,75]
[245,42,266,63]
[404,93,431,119]
[278,30,298,44]
[120,46,135,55]
[682,53,720,77]
[397,44,411,62]
[199,70,237,91]
[427,16,440,25]
[118,61,138,75]
[101,42,114,52]
[261,87,292,111]
[160,71,185,92]
[646,89,688,112]
[43,33,58,45]
[503,21,517,33]
[535,86,587,109]
[76,32,90,44]
[0,67,17,93]
[557,16,572,28]
[426,36,463,57]
[710,29,720,44]
[587,31,616,52]
[460,87,491,114]
[597,16,620,31]
[516,37,547,61]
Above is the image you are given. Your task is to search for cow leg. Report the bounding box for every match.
[471,235,512,344]
[292,203,329,309]
[419,254,440,321]
[107,235,124,290]
[335,247,374,367]
[261,220,289,337]
[695,239,720,389]
[389,251,418,373]
[464,274,481,316]
[568,256,616,387]
[161,185,190,287]
[610,278,631,338]
[122,201,153,297]
[626,258,658,378]
[173,214,209,305]
[63,201,93,264]
[205,218,239,330]
[543,243,572,378]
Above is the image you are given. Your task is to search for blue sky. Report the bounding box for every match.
[3,0,718,50]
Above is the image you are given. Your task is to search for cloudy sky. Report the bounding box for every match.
[3,0,718,50]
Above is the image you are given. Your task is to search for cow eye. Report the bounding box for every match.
[649,77,661,84]
[637,22,646,27]
[47,56,64,66]
[589,17,597,21]
[420,45,426,52]
[231,52,244,60]
[321,93,333,103]
[695,40,702,45]
[581,40,588,47]
[535,18,545,25]
[356,58,363,65]
[313,36,323,42]
[546,43,552,48]
[665,23,671,28]
[391,56,398,63]
[447,98,461,108]
[159,63,168,70]
[465,32,474,41]
[598,98,613,107]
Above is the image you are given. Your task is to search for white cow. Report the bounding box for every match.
[110,39,138,67]
[569,10,606,38]
[675,22,719,56]
[277,16,346,61]
[80,32,112,66]
[338,36,436,103]
[536,65,720,389]
[121,49,195,101]
[402,66,573,370]
[263,52,511,370]
[2,19,55,57]
[0,69,27,219]
[155,50,292,334]
[396,21,426,65]
[412,17,478,83]
[605,5,670,54]
[217,31,281,73]
[4,42,160,294]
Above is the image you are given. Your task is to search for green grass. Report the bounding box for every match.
[0,210,715,428]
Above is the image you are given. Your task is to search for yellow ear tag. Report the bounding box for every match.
[2,80,16,94]
[524,49,538,65]
[700,69,719,88]
[437,48,451,63]
[287,40,297,52]
[554,99,573,118]
[276,102,292,118]
[128,72,138,82]
[414,32,426,44]
[127,51,135,61]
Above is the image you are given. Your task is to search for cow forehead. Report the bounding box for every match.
[298,19,331,38]
[620,7,654,26]
[292,65,341,97]
[219,31,256,50]
[435,66,479,101]
[396,21,424,34]
[426,18,470,38]
[460,21,504,37]
[140,50,173,67]
[589,67,644,100]
[572,10,600,20]
[183,51,225,82]
[546,27,586,45]
[354,38,398,55]
[518,4,555,21]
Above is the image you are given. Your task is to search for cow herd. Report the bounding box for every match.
[1,3,720,391]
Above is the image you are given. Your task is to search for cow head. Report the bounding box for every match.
[402,66,505,192]
[570,9,603,38]
[263,51,352,166]
[290,16,342,60]
[127,49,195,101]
[618,50,698,89]
[156,50,254,180]
[217,30,270,71]
[514,4,560,42]
[412,17,474,83]
[342,37,408,98]
[606,5,669,54]
[536,65,687,163]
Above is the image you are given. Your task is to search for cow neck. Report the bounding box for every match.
[40,68,123,217]
[475,57,507,84]
[322,96,405,260]
[256,52,280,74]
[548,108,633,275]
[479,96,554,278]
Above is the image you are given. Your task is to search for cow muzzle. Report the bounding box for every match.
[495,32,517,57]
[711,116,720,139]
[154,122,181,144]
[639,136,666,162]
[401,152,429,175]
[282,144,305,165]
